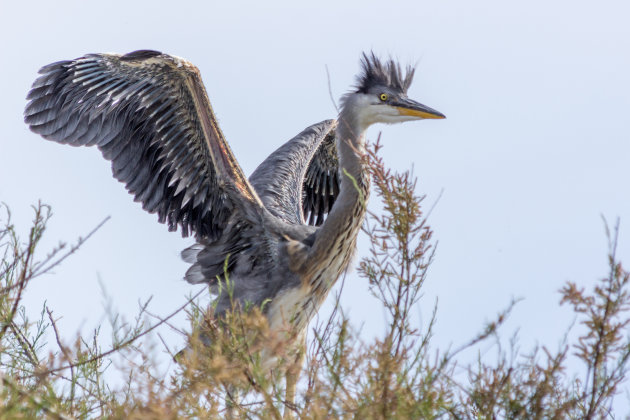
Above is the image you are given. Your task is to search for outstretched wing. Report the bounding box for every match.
[249,120,340,226]
[24,50,263,239]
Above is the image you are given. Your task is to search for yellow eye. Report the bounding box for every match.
[379,93,388,101]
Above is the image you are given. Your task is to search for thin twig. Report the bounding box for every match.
[47,307,76,409]
[32,288,205,377]
[31,216,110,278]
[0,215,38,341]
[0,373,75,420]
[325,64,339,114]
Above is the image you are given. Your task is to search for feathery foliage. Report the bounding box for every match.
[1,143,629,419]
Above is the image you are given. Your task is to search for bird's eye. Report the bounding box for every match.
[379,93,388,101]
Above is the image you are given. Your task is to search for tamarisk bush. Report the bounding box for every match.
[1,142,628,419]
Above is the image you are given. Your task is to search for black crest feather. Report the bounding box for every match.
[355,52,415,94]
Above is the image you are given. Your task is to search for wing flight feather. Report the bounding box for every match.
[249,120,340,226]
[24,50,263,239]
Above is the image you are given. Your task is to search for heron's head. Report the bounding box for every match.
[341,52,445,129]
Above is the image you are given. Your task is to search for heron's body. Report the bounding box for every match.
[23,50,444,411]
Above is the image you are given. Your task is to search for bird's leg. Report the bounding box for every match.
[284,334,306,419]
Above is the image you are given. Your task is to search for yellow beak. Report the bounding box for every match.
[393,98,445,119]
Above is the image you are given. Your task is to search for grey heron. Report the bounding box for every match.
[23,50,445,411]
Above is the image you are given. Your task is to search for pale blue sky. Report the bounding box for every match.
[1,0,629,405]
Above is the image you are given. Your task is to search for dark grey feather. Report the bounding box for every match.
[249,120,339,226]
[24,50,263,241]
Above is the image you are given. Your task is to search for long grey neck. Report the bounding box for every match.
[308,98,370,266]
[333,104,369,207]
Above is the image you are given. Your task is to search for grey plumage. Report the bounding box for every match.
[250,121,339,226]
[25,49,254,240]
[23,51,445,390]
